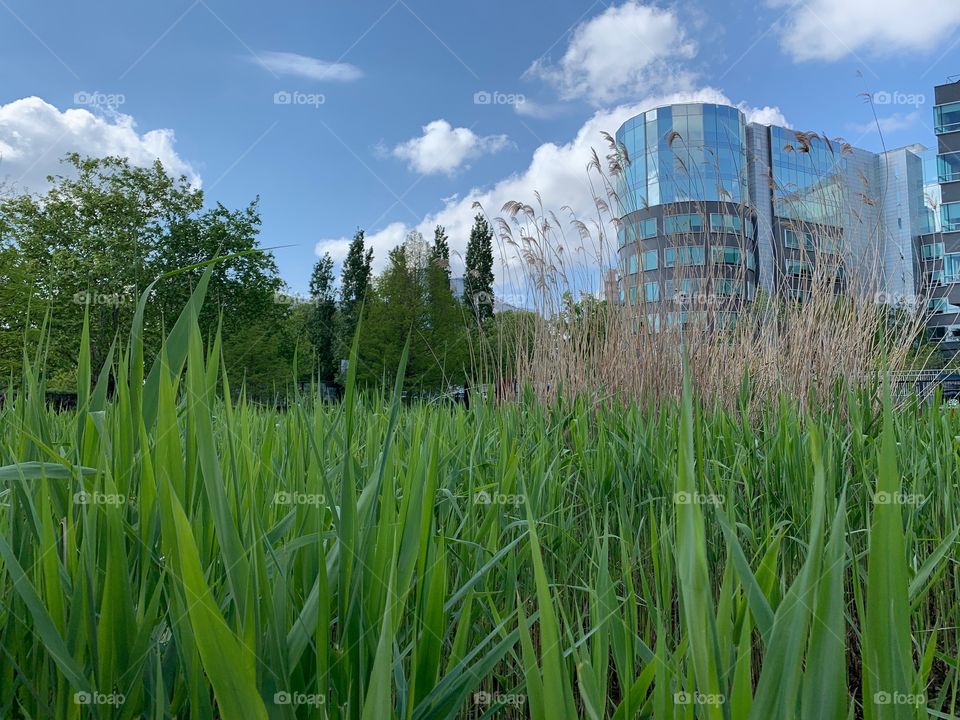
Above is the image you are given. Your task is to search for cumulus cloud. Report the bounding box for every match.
[256,51,363,82]
[769,0,960,62]
[513,99,567,119]
[391,120,511,175]
[317,89,788,283]
[850,111,921,136]
[0,97,198,193]
[525,1,697,104]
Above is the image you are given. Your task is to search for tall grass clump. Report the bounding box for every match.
[0,265,957,718]
[485,123,930,408]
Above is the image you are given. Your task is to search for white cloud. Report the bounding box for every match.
[256,51,363,82]
[850,111,920,136]
[769,0,960,62]
[0,97,198,194]
[744,104,790,127]
[391,120,511,175]
[513,99,567,119]
[315,221,409,274]
[525,2,697,105]
[318,89,788,283]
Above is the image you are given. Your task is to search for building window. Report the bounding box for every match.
[665,246,705,267]
[711,246,742,264]
[640,217,657,239]
[709,213,742,233]
[644,281,660,302]
[629,253,638,274]
[922,242,945,260]
[937,152,960,183]
[784,227,815,250]
[821,235,842,254]
[746,251,756,271]
[935,101,960,134]
[945,253,960,284]
[929,296,960,314]
[664,213,704,235]
[786,259,813,276]
[941,202,960,233]
[713,278,740,296]
[643,249,658,271]
[629,286,637,305]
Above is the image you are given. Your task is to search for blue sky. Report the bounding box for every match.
[1,0,958,294]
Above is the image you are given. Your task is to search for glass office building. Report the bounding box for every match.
[614,103,758,331]
[613,99,937,336]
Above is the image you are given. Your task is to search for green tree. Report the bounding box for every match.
[339,228,373,353]
[431,224,451,279]
[359,232,468,390]
[307,252,338,382]
[0,154,285,387]
[462,214,495,321]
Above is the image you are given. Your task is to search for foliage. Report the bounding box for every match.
[0,154,285,388]
[358,233,469,390]
[462,214,494,322]
[339,228,374,356]
[0,284,957,718]
[307,252,339,382]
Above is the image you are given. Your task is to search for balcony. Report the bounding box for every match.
[935,101,960,135]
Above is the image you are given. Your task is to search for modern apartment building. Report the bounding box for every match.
[919,80,960,348]
[612,100,941,341]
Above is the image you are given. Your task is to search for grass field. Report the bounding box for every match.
[1,272,959,719]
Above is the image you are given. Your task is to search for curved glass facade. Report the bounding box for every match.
[770,126,846,226]
[615,103,749,210]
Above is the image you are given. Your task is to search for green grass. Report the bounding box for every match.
[0,275,958,719]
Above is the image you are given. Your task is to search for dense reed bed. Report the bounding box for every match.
[0,268,957,719]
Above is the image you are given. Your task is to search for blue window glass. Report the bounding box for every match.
[640,217,657,238]
[935,102,960,134]
[944,253,960,283]
[664,213,704,235]
[937,152,960,183]
[643,249,658,270]
[628,253,638,274]
[644,282,659,302]
[941,202,960,232]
